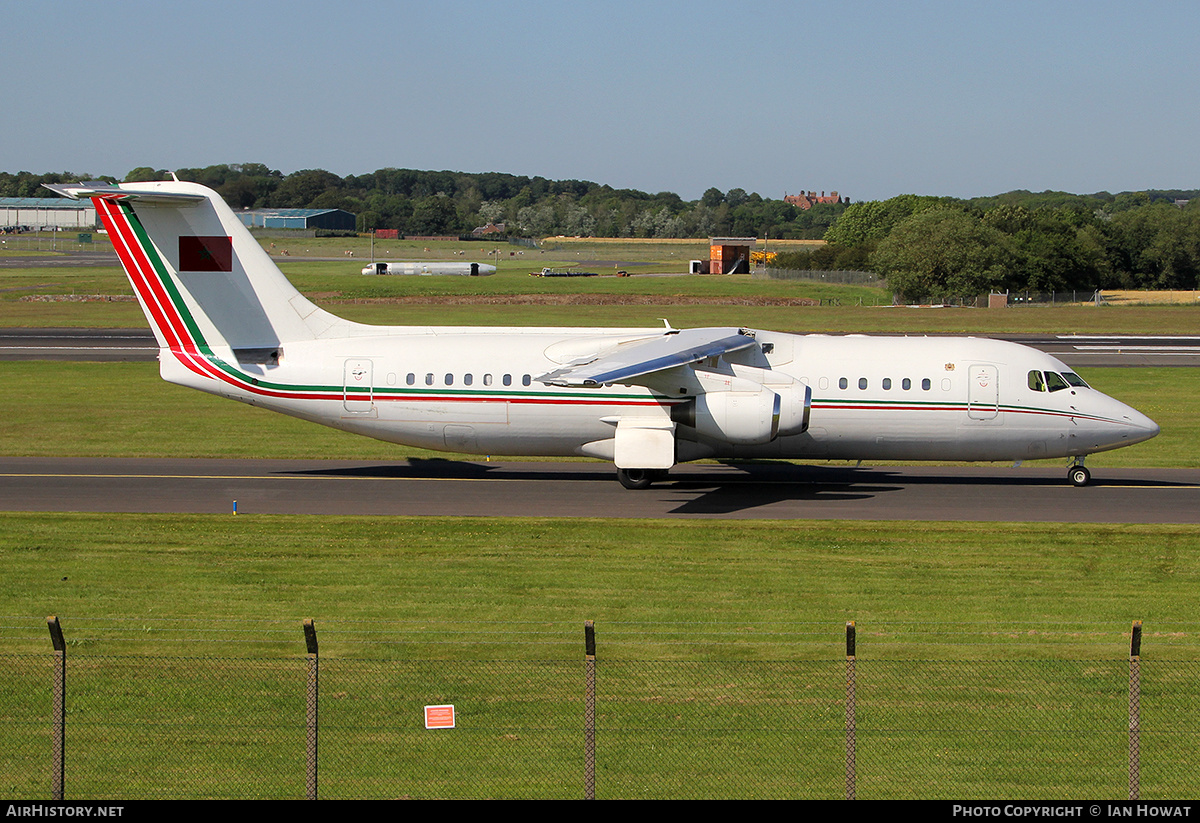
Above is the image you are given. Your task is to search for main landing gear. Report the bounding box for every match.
[616,468,668,490]
[1067,458,1091,487]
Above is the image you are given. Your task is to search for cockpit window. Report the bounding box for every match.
[1028,370,1045,392]
[1062,372,1088,388]
[1044,372,1070,392]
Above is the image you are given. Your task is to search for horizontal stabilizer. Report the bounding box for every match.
[43,182,205,206]
[538,328,758,387]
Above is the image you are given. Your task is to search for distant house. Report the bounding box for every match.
[783,190,847,210]
[237,208,355,232]
[472,222,507,237]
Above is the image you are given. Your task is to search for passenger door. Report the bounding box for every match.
[967,364,999,420]
[343,358,374,414]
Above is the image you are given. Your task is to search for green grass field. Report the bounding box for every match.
[3,514,1198,659]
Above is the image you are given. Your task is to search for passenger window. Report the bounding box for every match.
[425,373,434,386]
[483,374,493,386]
[406,373,415,386]
[1028,370,1045,392]
[522,374,532,386]
[464,374,473,386]
[858,378,868,390]
[902,378,911,391]
[882,378,892,390]
[445,374,454,386]
[921,378,931,391]
[1045,372,1069,392]
[839,377,848,390]
[503,374,512,386]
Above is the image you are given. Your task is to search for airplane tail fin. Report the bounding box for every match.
[46,180,346,357]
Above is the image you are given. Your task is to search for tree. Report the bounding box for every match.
[700,187,724,208]
[871,209,1013,302]
[725,188,749,208]
[124,167,169,183]
[476,200,506,225]
[409,195,459,235]
[271,169,343,208]
[823,194,945,246]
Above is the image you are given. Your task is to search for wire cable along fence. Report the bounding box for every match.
[2,618,1197,800]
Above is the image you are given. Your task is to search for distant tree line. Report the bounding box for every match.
[7,166,1199,295]
[772,191,1200,299]
[0,165,845,240]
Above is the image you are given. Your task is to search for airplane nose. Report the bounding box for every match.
[1076,393,1159,454]
[479,264,497,275]
[1117,405,1159,445]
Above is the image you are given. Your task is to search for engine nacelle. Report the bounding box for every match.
[674,385,781,445]
[671,369,811,446]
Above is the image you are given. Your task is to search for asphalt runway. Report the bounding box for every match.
[0,328,157,361]
[3,457,1198,523]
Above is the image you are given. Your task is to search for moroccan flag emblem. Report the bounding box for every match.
[179,236,233,272]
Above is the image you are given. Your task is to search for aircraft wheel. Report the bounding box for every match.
[1068,466,1091,487]
[617,468,654,490]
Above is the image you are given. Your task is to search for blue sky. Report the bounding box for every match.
[6,0,1199,202]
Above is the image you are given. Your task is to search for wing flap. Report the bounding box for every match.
[538,328,758,387]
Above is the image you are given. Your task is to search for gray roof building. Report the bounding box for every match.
[237,208,356,231]
[1,197,96,228]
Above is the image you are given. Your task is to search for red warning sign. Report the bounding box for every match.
[424,704,456,729]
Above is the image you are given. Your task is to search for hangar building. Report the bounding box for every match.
[1,197,96,229]
[236,208,356,232]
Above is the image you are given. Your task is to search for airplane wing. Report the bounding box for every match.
[537,327,759,387]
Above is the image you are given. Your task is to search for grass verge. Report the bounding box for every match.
[2,513,1197,660]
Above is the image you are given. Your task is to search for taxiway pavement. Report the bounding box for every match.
[3,457,1197,523]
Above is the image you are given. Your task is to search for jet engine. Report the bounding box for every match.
[671,370,811,446]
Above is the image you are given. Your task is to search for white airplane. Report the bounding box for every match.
[48,180,1159,489]
[361,261,496,276]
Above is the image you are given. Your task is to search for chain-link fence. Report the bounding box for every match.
[1005,289,1104,305]
[0,234,108,254]
[2,619,1196,799]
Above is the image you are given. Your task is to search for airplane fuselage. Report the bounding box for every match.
[362,261,496,276]
[167,325,1158,466]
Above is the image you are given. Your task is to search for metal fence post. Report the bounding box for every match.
[304,619,319,800]
[1129,620,1142,801]
[47,616,66,801]
[584,620,596,800]
[845,621,857,801]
